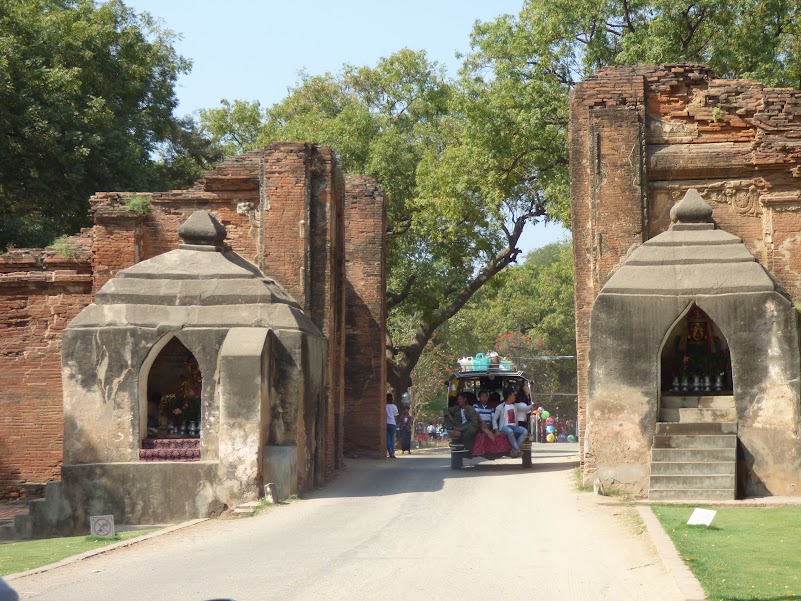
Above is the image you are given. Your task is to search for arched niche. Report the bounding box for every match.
[140,334,203,441]
[659,304,733,396]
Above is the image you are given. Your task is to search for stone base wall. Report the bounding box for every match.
[0,143,387,499]
[571,64,801,484]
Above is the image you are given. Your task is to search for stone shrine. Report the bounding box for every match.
[571,65,801,499]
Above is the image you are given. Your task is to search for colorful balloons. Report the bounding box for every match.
[545,417,555,425]
[537,407,544,414]
[541,410,550,420]
[546,433,556,442]
[567,434,576,442]
[545,425,555,434]
[557,434,567,442]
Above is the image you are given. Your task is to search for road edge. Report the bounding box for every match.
[636,506,707,601]
[5,518,207,582]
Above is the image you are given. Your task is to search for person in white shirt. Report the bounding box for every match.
[492,386,532,457]
[386,393,399,458]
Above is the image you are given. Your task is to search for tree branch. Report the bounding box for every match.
[386,274,417,311]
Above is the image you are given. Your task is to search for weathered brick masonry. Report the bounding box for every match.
[570,64,801,480]
[0,240,93,500]
[0,143,386,499]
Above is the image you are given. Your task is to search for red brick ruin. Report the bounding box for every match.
[0,143,387,500]
[571,64,801,478]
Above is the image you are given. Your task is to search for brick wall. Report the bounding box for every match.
[570,64,801,482]
[343,176,387,458]
[0,143,384,497]
[0,241,93,500]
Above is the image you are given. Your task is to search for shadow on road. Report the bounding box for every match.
[307,443,580,499]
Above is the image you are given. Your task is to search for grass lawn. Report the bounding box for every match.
[0,529,158,576]
[652,505,801,601]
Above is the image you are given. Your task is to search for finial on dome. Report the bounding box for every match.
[178,211,227,251]
[670,189,713,224]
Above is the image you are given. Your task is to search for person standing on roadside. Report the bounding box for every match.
[386,393,399,458]
[399,407,414,454]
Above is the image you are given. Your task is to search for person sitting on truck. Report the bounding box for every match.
[444,392,480,449]
[473,390,496,442]
[492,386,532,457]
[515,381,534,426]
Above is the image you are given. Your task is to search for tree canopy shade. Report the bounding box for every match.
[0,0,213,249]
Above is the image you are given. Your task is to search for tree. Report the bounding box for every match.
[0,0,199,249]
[197,1,800,396]
[469,0,801,89]
[198,49,568,395]
[444,241,575,378]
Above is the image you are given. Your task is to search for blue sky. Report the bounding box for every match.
[123,0,570,253]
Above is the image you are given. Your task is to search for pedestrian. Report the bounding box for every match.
[399,407,413,454]
[386,393,399,458]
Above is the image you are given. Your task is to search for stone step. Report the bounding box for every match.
[652,447,735,462]
[649,488,736,501]
[653,433,737,449]
[660,395,735,409]
[658,407,737,423]
[655,422,737,436]
[650,461,735,475]
[650,474,735,489]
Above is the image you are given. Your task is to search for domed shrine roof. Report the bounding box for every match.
[68,211,319,332]
[601,189,776,295]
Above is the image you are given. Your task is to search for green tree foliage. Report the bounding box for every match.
[0,0,213,249]
[196,1,799,394]
[198,49,566,393]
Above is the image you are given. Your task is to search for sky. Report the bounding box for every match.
[122,0,570,254]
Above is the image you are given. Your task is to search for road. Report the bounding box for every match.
[12,445,683,600]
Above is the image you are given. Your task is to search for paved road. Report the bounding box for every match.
[12,445,683,600]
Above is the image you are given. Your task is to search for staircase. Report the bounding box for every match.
[649,395,737,501]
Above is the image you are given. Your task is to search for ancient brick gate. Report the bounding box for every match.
[0,143,387,501]
[571,64,801,497]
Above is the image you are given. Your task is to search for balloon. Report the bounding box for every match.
[545,425,555,434]
[567,434,576,442]
[557,434,567,442]
[545,417,555,425]
[537,407,544,414]
[546,433,556,443]
[541,410,550,420]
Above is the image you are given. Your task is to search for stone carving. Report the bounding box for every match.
[698,181,762,217]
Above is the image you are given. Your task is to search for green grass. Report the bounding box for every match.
[123,195,151,216]
[0,529,158,576]
[46,235,80,259]
[652,505,801,601]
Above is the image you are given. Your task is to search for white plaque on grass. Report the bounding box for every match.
[687,508,716,526]
[89,515,115,537]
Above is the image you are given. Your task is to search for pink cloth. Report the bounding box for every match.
[471,432,512,457]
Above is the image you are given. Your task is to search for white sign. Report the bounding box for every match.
[90,515,115,537]
[687,508,716,526]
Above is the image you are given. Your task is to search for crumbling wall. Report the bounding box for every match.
[0,143,387,498]
[571,64,801,484]
[0,241,93,500]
